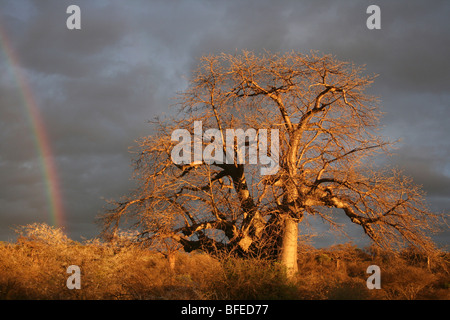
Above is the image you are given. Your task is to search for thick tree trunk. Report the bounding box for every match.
[279,216,298,280]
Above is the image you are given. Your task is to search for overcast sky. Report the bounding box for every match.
[0,0,449,248]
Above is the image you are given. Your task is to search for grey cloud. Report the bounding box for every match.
[4,1,133,78]
[0,0,448,246]
[388,146,450,198]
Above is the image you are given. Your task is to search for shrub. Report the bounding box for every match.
[212,258,299,300]
[0,225,448,300]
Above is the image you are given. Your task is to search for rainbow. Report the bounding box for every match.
[0,23,65,229]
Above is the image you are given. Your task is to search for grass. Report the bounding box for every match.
[0,223,448,300]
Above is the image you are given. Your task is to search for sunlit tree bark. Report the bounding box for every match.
[101,51,442,279]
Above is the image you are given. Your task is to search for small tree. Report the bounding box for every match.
[101,51,443,278]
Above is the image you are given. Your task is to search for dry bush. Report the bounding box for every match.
[172,251,222,298]
[1,224,448,300]
[211,257,299,300]
[382,264,437,300]
[294,242,449,300]
[326,278,370,300]
[0,223,221,300]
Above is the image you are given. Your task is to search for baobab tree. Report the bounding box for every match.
[101,51,441,278]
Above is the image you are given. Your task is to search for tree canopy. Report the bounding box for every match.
[101,51,443,277]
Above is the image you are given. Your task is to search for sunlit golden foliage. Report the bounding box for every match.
[0,223,448,300]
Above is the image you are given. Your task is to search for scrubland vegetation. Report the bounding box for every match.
[0,223,448,300]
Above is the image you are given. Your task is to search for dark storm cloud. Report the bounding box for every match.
[0,0,448,246]
[279,0,450,93]
[388,144,450,198]
[12,1,132,78]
